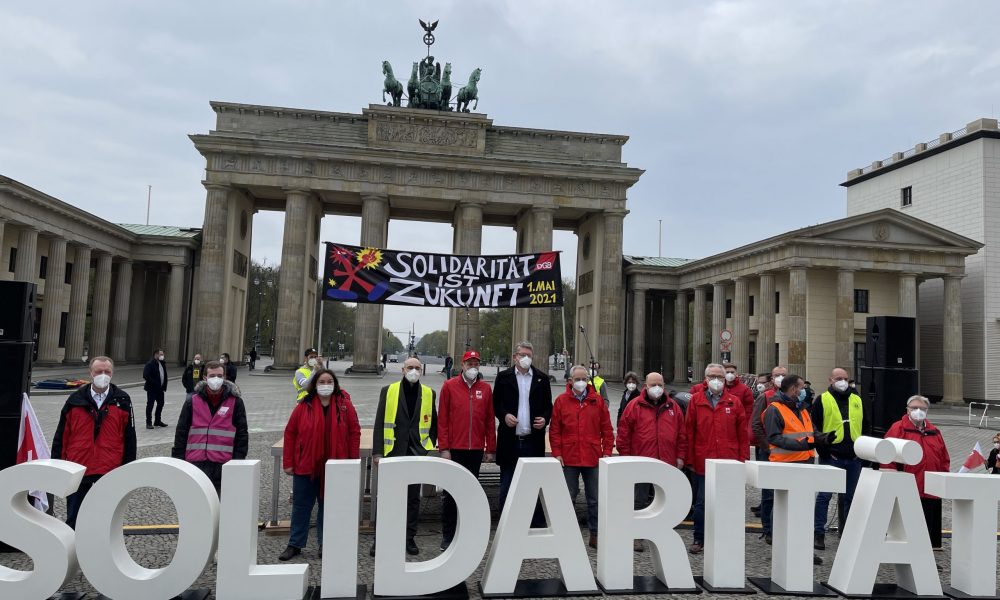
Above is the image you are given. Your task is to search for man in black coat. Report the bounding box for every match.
[142,348,168,429]
[493,341,552,524]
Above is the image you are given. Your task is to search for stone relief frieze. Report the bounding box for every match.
[374,122,478,148]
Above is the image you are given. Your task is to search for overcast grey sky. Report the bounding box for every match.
[3,1,999,339]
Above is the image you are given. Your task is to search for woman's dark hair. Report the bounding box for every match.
[779,374,803,393]
[623,371,640,385]
[306,368,341,398]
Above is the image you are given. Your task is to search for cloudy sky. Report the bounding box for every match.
[3,1,999,338]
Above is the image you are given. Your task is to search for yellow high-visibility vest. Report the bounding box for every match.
[820,391,863,444]
[293,366,312,402]
[383,381,434,456]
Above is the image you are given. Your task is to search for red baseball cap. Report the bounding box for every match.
[462,350,481,362]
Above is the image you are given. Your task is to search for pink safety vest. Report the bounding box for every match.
[185,395,237,463]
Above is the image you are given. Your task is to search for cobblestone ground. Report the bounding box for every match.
[6,361,1000,598]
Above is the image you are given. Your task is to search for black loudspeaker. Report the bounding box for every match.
[0,281,36,342]
[865,316,916,369]
[0,342,32,418]
[861,366,920,437]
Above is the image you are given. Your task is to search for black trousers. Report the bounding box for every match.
[405,483,421,540]
[66,474,102,529]
[921,496,942,548]
[145,389,165,424]
[441,450,484,542]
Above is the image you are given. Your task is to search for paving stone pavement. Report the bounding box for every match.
[6,364,1000,598]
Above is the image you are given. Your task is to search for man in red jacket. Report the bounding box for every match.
[684,363,748,554]
[51,356,137,529]
[437,349,496,550]
[691,363,754,433]
[550,365,614,549]
[617,371,686,551]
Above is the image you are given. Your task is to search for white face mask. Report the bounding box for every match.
[589,369,597,378]
[317,384,335,397]
[464,367,479,380]
[773,375,784,387]
[909,408,927,422]
[724,372,736,383]
[219,357,226,364]
[832,380,850,393]
[405,368,420,383]
[572,380,588,394]
[518,355,532,370]
[308,358,318,367]
[647,385,664,399]
[994,442,999,449]
[193,359,201,365]
[206,376,225,391]
[158,354,165,361]
[755,383,766,393]
[626,382,637,392]
[92,373,112,389]
[707,378,725,393]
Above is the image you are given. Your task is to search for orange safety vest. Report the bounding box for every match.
[767,402,815,462]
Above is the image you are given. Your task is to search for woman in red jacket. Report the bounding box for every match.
[881,394,950,549]
[279,369,361,561]
[549,365,615,548]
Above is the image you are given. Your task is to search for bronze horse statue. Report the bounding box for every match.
[456,68,481,113]
[441,63,453,110]
[407,62,418,107]
[382,60,403,107]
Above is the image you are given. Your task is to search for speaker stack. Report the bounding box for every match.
[0,281,36,472]
[860,316,919,437]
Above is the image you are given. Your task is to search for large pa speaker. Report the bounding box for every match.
[865,316,916,369]
[0,281,36,343]
[0,342,33,418]
[860,366,920,437]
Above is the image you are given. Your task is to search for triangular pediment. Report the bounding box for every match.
[795,209,982,250]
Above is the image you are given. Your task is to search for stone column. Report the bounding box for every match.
[732,277,749,370]
[63,245,91,364]
[449,201,484,360]
[758,273,776,370]
[898,273,918,318]
[527,206,555,367]
[13,227,38,282]
[943,275,964,404]
[661,296,673,376]
[274,189,315,368]
[37,237,67,365]
[711,282,726,362]
[193,184,230,361]
[592,210,625,380]
[165,262,187,364]
[352,193,389,372]
[835,269,855,370]
[692,286,707,379]
[631,287,647,375]
[787,268,808,377]
[125,263,147,360]
[90,252,113,357]
[108,260,133,362]
[673,292,689,383]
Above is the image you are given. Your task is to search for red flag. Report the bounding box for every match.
[959,442,986,472]
[16,394,50,511]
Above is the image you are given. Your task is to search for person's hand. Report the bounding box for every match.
[676,459,684,469]
[373,455,381,465]
[504,414,518,427]
[532,417,546,430]
[556,456,564,467]
[283,467,293,475]
[440,450,452,460]
[484,453,495,463]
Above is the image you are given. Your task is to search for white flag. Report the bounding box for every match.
[17,394,51,512]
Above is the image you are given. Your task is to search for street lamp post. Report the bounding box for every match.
[252,277,262,352]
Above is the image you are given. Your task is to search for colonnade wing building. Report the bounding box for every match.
[0,176,200,366]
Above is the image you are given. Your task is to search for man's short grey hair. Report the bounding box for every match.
[570,364,590,378]
[906,395,930,409]
[514,341,533,353]
[705,363,724,376]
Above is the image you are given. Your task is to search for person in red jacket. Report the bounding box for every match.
[51,356,137,529]
[691,363,754,434]
[881,395,950,550]
[279,368,360,561]
[549,365,614,549]
[617,371,686,551]
[684,362,748,554]
[437,349,496,550]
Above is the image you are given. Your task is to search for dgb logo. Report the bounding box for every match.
[534,252,557,271]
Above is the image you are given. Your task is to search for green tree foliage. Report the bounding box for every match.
[383,328,405,353]
[244,261,280,355]
[479,308,513,366]
[550,278,576,359]
[415,330,449,356]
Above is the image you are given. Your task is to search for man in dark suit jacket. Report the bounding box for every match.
[142,348,168,430]
[493,341,552,524]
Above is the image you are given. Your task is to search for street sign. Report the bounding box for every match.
[720,329,733,343]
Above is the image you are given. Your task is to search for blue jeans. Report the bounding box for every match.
[289,474,323,549]
[755,447,773,535]
[563,465,599,534]
[499,437,545,527]
[814,455,862,535]
[691,473,706,544]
